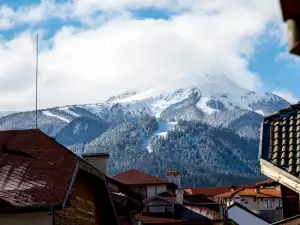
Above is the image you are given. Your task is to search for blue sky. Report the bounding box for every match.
[0,0,299,110]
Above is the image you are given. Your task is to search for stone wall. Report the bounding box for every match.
[54,171,99,225]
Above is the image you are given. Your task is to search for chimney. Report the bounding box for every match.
[175,188,184,204]
[255,187,260,193]
[166,171,181,187]
[82,152,110,175]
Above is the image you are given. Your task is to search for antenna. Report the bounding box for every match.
[35,34,39,129]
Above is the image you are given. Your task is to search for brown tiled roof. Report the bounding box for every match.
[238,188,281,198]
[214,188,281,198]
[261,104,300,176]
[0,129,78,210]
[213,188,245,198]
[184,186,251,197]
[113,169,170,185]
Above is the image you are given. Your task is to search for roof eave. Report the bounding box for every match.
[260,159,300,194]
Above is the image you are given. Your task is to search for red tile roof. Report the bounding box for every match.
[113,169,170,185]
[184,186,252,197]
[238,188,281,198]
[214,188,281,198]
[213,188,245,198]
[0,129,78,209]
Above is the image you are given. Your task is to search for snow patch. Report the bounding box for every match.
[145,122,177,153]
[255,110,264,116]
[59,107,80,117]
[196,97,218,115]
[42,111,70,123]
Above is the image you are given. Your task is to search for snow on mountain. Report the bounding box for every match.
[145,122,177,153]
[42,111,70,123]
[36,74,289,128]
[58,107,81,117]
[75,74,288,121]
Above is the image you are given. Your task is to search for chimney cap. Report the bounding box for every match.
[82,152,110,158]
[167,171,181,176]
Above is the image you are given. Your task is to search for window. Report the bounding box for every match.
[264,200,272,208]
[138,186,147,198]
[276,200,282,209]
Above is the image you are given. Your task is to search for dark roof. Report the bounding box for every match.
[113,169,170,185]
[0,129,78,210]
[260,103,300,176]
[228,202,272,224]
[280,0,300,21]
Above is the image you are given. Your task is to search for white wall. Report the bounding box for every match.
[228,205,270,225]
[146,185,166,198]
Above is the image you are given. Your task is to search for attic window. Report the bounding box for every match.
[1,144,33,158]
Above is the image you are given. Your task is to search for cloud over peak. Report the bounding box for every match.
[0,0,285,110]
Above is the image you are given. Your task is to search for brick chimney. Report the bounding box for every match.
[166,171,181,187]
[82,152,110,175]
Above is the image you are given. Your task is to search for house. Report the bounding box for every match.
[107,176,143,225]
[227,202,271,225]
[82,153,143,224]
[213,187,282,222]
[135,195,235,225]
[0,129,120,225]
[113,170,178,199]
[259,102,300,220]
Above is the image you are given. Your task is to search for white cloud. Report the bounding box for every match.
[0,0,287,110]
[273,90,298,104]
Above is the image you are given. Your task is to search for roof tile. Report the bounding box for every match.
[263,104,300,176]
[113,169,170,185]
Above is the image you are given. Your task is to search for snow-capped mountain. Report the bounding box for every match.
[79,74,288,121]
[0,74,290,187]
